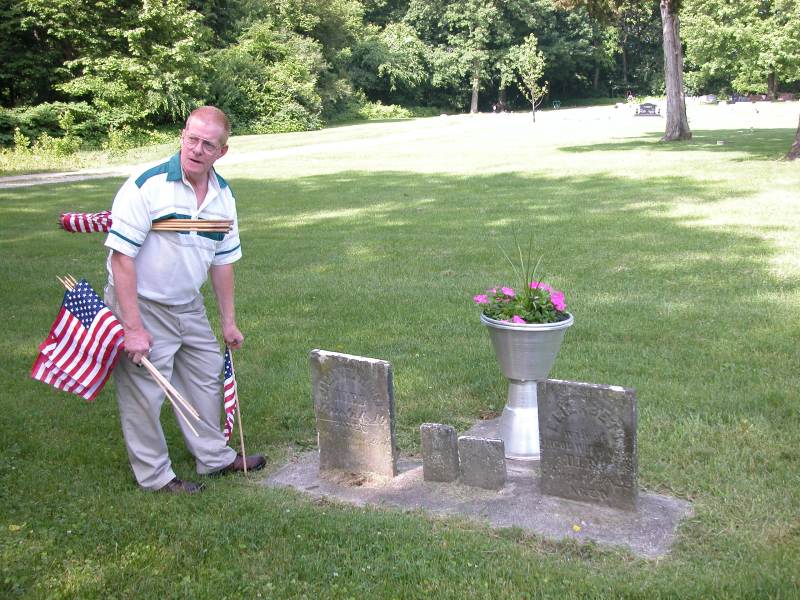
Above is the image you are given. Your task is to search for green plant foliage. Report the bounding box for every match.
[58,0,210,128]
[207,20,325,134]
[683,0,800,96]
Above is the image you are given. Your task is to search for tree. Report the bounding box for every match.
[502,34,548,121]
[58,0,210,128]
[659,0,690,140]
[207,20,325,133]
[682,0,800,98]
[558,0,691,141]
[788,114,800,161]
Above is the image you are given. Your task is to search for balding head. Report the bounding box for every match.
[186,106,231,146]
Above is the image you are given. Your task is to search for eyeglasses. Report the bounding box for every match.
[181,132,222,155]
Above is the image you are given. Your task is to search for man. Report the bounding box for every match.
[104,106,264,494]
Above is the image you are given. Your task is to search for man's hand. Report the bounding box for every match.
[125,326,153,365]
[222,322,244,350]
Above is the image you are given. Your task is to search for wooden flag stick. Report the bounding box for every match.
[140,358,200,420]
[146,370,199,438]
[227,346,248,474]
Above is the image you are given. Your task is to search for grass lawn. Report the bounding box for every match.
[1,102,799,598]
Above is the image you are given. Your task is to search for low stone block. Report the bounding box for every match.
[538,379,638,510]
[458,436,506,490]
[421,423,459,482]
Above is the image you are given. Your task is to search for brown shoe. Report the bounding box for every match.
[159,477,203,494]
[221,453,266,473]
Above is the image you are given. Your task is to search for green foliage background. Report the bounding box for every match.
[4,0,799,146]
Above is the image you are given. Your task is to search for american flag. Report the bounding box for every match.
[31,279,124,401]
[222,347,238,441]
[59,211,112,233]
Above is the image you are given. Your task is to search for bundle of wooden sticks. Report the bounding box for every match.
[150,218,233,233]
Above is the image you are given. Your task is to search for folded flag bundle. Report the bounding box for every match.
[59,211,112,233]
[31,277,124,401]
[58,211,232,233]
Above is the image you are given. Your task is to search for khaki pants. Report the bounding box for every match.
[106,286,236,490]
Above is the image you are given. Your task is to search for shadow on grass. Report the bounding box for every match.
[1,167,799,596]
[559,128,796,161]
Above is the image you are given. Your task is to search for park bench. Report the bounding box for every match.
[634,102,660,116]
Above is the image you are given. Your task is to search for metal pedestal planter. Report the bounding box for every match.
[480,313,574,461]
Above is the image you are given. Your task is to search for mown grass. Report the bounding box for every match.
[1,105,799,598]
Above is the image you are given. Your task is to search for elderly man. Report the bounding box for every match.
[104,106,264,494]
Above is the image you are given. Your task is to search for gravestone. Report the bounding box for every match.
[538,379,638,510]
[420,423,459,482]
[310,349,397,478]
[458,436,506,490]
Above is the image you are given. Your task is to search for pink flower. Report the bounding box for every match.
[501,287,515,297]
[473,294,489,305]
[551,291,566,311]
[530,281,553,293]
[511,315,527,324]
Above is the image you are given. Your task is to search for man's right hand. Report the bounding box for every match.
[124,327,153,365]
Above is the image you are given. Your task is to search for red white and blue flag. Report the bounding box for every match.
[222,347,238,441]
[59,211,112,233]
[31,279,124,401]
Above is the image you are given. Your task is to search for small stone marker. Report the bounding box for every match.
[421,423,459,482]
[458,436,506,490]
[310,349,397,478]
[538,379,638,510]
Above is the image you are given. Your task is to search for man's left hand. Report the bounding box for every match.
[222,322,244,350]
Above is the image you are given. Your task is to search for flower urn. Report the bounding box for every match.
[480,312,574,460]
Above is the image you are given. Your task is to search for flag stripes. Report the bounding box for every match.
[222,347,238,441]
[60,211,112,233]
[31,279,124,401]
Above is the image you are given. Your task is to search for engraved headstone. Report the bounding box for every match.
[310,349,397,478]
[421,423,459,482]
[538,379,637,510]
[458,436,506,490]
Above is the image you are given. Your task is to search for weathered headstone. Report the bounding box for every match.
[421,423,459,482]
[538,379,638,510]
[458,436,506,490]
[310,349,397,478]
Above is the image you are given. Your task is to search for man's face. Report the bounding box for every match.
[179,116,228,183]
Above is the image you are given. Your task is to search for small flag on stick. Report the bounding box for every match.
[59,211,112,233]
[222,347,238,441]
[31,278,124,401]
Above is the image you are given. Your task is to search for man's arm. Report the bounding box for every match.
[210,263,244,349]
[110,250,153,364]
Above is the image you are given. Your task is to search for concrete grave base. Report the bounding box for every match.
[265,419,692,560]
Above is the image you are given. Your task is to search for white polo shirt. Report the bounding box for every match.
[105,153,242,305]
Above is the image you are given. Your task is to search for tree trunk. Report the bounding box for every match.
[659,0,692,141]
[622,44,629,86]
[593,65,600,91]
[470,59,480,114]
[531,91,536,123]
[767,72,777,100]
[787,113,800,160]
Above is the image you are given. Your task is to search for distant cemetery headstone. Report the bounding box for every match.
[537,379,638,510]
[421,423,459,482]
[310,349,398,478]
[635,102,660,116]
[458,436,506,490]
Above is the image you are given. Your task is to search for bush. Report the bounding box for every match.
[0,102,103,148]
